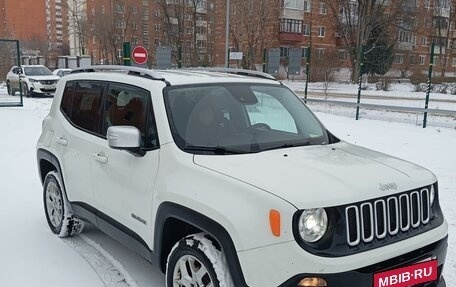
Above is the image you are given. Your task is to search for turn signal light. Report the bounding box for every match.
[298,277,327,287]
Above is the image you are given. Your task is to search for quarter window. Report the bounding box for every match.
[61,81,104,135]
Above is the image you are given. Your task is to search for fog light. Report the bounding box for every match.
[298,277,327,287]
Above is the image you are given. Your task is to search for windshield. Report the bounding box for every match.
[23,66,53,76]
[164,83,330,154]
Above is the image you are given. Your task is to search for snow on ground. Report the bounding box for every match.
[0,85,455,286]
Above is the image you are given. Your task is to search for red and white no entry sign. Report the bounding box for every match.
[131,46,148,65]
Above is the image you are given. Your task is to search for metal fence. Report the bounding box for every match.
[0,39,22,107]
[303,98,456,128]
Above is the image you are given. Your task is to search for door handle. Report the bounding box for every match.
[55,137,68,146]
[93,153,108,164]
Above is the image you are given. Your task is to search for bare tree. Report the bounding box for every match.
[324,0,414,82]
[158,0,210,67]
[64,0,89,55]
[431,0,456,77]
[90,2,143,64]
[311,47,339,95]
[229,0,280,70]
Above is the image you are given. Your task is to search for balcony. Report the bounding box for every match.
[398,42,413,51]
[279,32,304,42]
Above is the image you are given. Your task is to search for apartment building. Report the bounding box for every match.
[212,0,456,80]
[0,0,68,66]
[85,0,213,67]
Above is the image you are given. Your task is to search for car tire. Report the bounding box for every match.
[166,233,233,287]
[43,171,84,238]
[22,83,30,98]
[6,82,12,95]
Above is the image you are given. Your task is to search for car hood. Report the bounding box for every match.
[193,141,436,209]
[26,75,60,81]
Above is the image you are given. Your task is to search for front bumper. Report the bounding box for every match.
[279,236,447,287]
[30,83,56,94]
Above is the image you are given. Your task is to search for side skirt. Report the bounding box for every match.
[70,202,154,263]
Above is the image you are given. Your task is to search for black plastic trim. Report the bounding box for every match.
[37,149,64,185]
[70,201,154,263]
[154,202,248,287]
[279,236,448,287]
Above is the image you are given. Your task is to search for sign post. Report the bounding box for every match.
[123,42,131,66]
[131,45,148,68]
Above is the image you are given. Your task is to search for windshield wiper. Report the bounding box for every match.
[260,141,310,152]
[185,145,247,154]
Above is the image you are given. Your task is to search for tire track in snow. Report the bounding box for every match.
[62,234,139,287]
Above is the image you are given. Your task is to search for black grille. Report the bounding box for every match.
[39,80,56,85]
[345,188,431,246]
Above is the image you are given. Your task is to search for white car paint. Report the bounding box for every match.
[37,67,448,287]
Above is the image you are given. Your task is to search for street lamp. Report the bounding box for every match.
[225,0,230,68]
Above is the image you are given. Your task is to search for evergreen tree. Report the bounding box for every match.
[363,23,394,76]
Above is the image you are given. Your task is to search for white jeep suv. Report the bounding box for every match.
[36,66,447,287]
[6,65,60,97]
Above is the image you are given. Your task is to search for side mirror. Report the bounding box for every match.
[107,126,145,157]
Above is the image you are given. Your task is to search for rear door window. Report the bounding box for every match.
[60,80,105,135]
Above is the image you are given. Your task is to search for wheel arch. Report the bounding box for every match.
[154,202,248,287]
[37,149,63,186]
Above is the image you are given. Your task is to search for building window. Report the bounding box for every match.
[393,54,404,64]
[317,26,326,37]
[92,35,96,44]
[415,0,420,7]
[280,47,289,58]
[422,37,428,46]
[419,55,426,65]
[284,0,304,10]
[398,31,416,45]
[339,50,348,61]
[319,2,327,14]
[452,58,456,67]
[303,24,310,36]
[281,19,303,33]
[302,47,309,58]
[304,0,311,12]
[116,4,125,13]
[116,20,126,29]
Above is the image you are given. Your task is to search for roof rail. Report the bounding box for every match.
[186,67,277,81]
[71,65,169,85]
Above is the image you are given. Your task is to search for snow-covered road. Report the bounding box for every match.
[0,95,454,286]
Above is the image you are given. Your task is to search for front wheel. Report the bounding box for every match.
[166,234,233,287]
[22,83,29,97]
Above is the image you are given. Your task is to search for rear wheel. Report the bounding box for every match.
[43,171,84,237]
[6,81,12,95]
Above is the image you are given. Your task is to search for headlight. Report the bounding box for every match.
[298,208,328,243]
[430,185,436,205]
[29,78,38,83]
